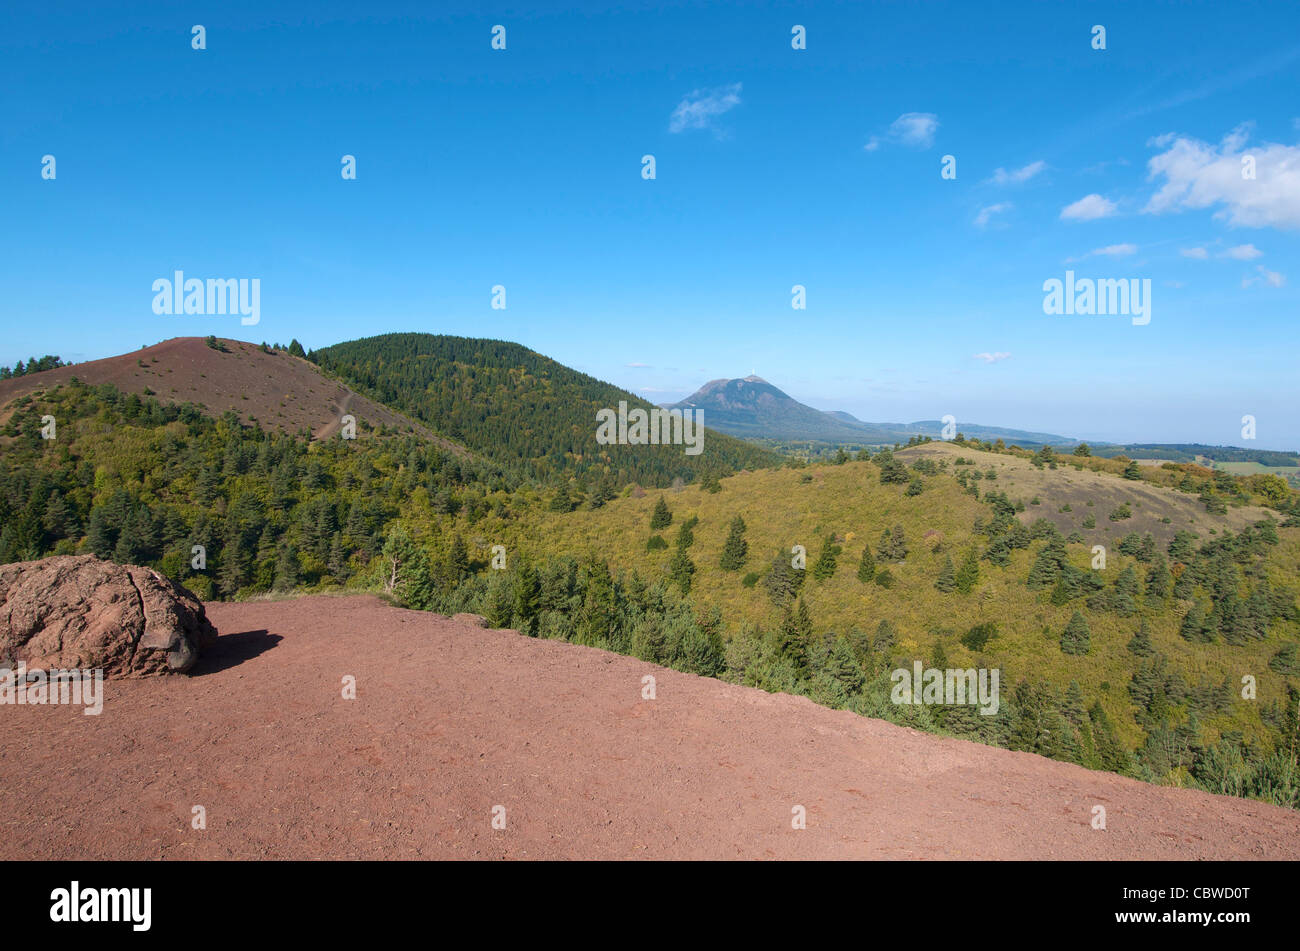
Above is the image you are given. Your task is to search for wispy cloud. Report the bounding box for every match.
[669,83,742,134]
[973,352,1012,364]
[989,160,1046,185]
[625,362,652,368]
[865,112,939,151]
[1144,124,1300,229]
[1180,247,1209,259]
[1243,265,1286,288]
[1125,46,1300,121]
[1089,243,1138,256]
[974,202,1012,228]
[1222,243,1263,260]
[1060,193,1118,221]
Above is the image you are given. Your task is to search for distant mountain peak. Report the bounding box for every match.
[667,373,1073,446]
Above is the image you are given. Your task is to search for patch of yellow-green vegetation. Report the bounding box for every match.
[900,442,1272,546]
[477,452,1297,749]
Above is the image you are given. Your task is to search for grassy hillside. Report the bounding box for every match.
[472,448,1290,731]
[404,440,1300,804]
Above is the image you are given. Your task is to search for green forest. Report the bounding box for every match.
[310,333,779,486]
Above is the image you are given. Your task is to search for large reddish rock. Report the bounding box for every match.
[0,555,218,677]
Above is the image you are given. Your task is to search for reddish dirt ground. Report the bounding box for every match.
[0,337,458,448]
[2,594,1298,860]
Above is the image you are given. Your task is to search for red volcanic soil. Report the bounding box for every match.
[0,337,456,446]
[2,594,1298,860]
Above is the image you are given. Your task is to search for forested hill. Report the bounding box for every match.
[310,334,781,487]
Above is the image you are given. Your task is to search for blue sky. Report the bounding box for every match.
[2,0,1297,448]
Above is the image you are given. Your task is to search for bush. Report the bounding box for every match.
[960,622,998,651]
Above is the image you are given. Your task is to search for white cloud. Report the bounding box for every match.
[889,112,939,148]
[865,113,939,151]
[989,160,1046,185]
[669,83,742,134]
[1222,243,1263,259]
[1180,247,1209,259]
[1144,124,1300,229]
[1242,265,1286,288]
[625,362,652,368]
[1060,193,1119,221]
[973,202,1012,228]
[1090,243,1138,256]
[973,352,1012,364]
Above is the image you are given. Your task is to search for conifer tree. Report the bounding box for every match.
[857,545,876,583]
[1061,611,1091,655]
[719,515,748,571]
[1145,555,1171,600]
[872,618,898,653]
[955,548,980,594]
[650,496,672,530]
[668,543,695,595]
[1127,618,1155,656]
[776,599,813,672]
[811,532,840,580]
[765,550,803,606]
[934,555,956,592]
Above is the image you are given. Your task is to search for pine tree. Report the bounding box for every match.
[1113,565,1140,616]
[445,534,469,581]
[871,618,898,653]
[877,524,908,562]
[955,549,980,594]
[513,560,540,631]
[328,535,347,581]
[549,483,575,512]
[719,515,748,571]
[934,555,956,592]
[776,599,813,672]
[85,507,114,558]
[1145,555,1171,600]
[857,545,876,583]
[217,538,246,596]
[41,491,73,540]
[1063,681,1087,726]
[1027,536,1067,588]
[650,496,672,530]
[811,532,840,580]
[668,544,695,595]
[274,542,300,590]
[1168,530,1196,563]
[1060,611,1091,655]
[765,550,804,606]
[674,517,696,549]
[1127,618,1155,656]
[1179,602,1210,642]
[1088,702,1132,774]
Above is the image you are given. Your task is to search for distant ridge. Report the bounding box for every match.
[665,376,1073,446]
